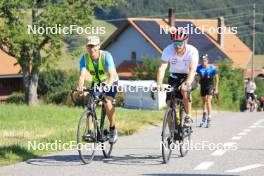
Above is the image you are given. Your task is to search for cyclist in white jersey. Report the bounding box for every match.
[245,78,256,111]
[157,27,199,127]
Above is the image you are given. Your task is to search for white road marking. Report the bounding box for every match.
[256,126,264,128]
[256,119,264,123]
[231,136,241,140]
[211,149,226,156]
[223,142,237,147]
[225,164,264,173]
[238,132,247,135]
[243,129,251,132]
[194,162,214,170]
[253,123,260,125]
[249,125,257,128]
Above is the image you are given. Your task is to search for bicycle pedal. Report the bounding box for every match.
[82,136,96,143]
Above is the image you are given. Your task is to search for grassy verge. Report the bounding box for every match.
[0,104,163,166]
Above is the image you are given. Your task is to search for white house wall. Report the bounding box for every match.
[106,25,161,66]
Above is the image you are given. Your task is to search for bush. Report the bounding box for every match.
[38,70,68,96]
[46,90,69,104]
[5,92,25,104]
[130,56,169,82]
[66,69,80,86]
[216,60,245,111]
[255,77,264,98]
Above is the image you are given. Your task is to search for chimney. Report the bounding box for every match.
[217,17,224,48]
[168,8,175,27]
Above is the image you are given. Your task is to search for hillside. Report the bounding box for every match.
[58,18,117,71]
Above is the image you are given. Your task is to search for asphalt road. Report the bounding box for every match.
[0,112,264,176]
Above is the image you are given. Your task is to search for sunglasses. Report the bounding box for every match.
[173,41,184,47]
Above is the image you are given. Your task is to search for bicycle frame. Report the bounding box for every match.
[168,87,191,140]
[85,89,109,143]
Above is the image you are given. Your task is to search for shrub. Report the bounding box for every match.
[38,70,67,96]
[46,90,69,104]
[5,92,25,104]
[255,77,264,98]
[130,56,169,82]
[216,60,245,111]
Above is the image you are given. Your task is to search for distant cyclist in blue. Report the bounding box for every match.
[196,54,219,128]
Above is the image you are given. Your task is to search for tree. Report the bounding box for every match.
[0,0,114,105]
[131,56,169,81]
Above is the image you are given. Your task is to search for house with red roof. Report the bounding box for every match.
[102,9,252,79]
[0,50,23,100]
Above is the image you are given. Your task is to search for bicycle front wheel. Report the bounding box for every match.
[77,110,98,164]
[100,107,113,158]
[161,108,175,164]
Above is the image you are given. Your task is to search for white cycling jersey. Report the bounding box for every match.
[246,82,256,93]
[161,44,199,74]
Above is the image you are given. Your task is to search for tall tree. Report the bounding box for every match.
[0,0,113,105]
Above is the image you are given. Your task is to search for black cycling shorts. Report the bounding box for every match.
[260,102,264,109]
[166,73,197,101]
[246,93,255,101]
[91,81,118,98]
[200,85,214,97]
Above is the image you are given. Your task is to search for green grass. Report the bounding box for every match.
[0,104,163,166]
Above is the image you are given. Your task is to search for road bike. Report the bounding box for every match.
[71,88,114,164]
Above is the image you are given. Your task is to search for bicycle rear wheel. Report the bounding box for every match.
[77,110,97,164]
[100,106,113,158]
[161,108,175,164]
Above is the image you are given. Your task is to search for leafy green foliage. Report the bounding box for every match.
[131,56,169,81]
[216,60,245,111]
[46,90,69,104]
[0,0,115,105]
[255,77,264,98]
[38,69,67,96]
[5,92,25,104]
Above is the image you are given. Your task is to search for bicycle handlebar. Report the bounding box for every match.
[150,86,191,102]
[70,86,105,105]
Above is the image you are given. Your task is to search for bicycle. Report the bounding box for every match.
[159,86,192,163]
[70,87,114,164]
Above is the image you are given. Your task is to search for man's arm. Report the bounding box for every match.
[78,56,91,91]
[106,68,117,86]
[186,57,198,86]
[78,70,91,91]
[253,82,256,91]
[105,52,117,86]
[214,74,219,93]
[157,60,168,86]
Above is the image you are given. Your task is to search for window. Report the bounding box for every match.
[131,51,136,61]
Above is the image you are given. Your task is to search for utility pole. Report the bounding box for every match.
[252,2,255,81]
